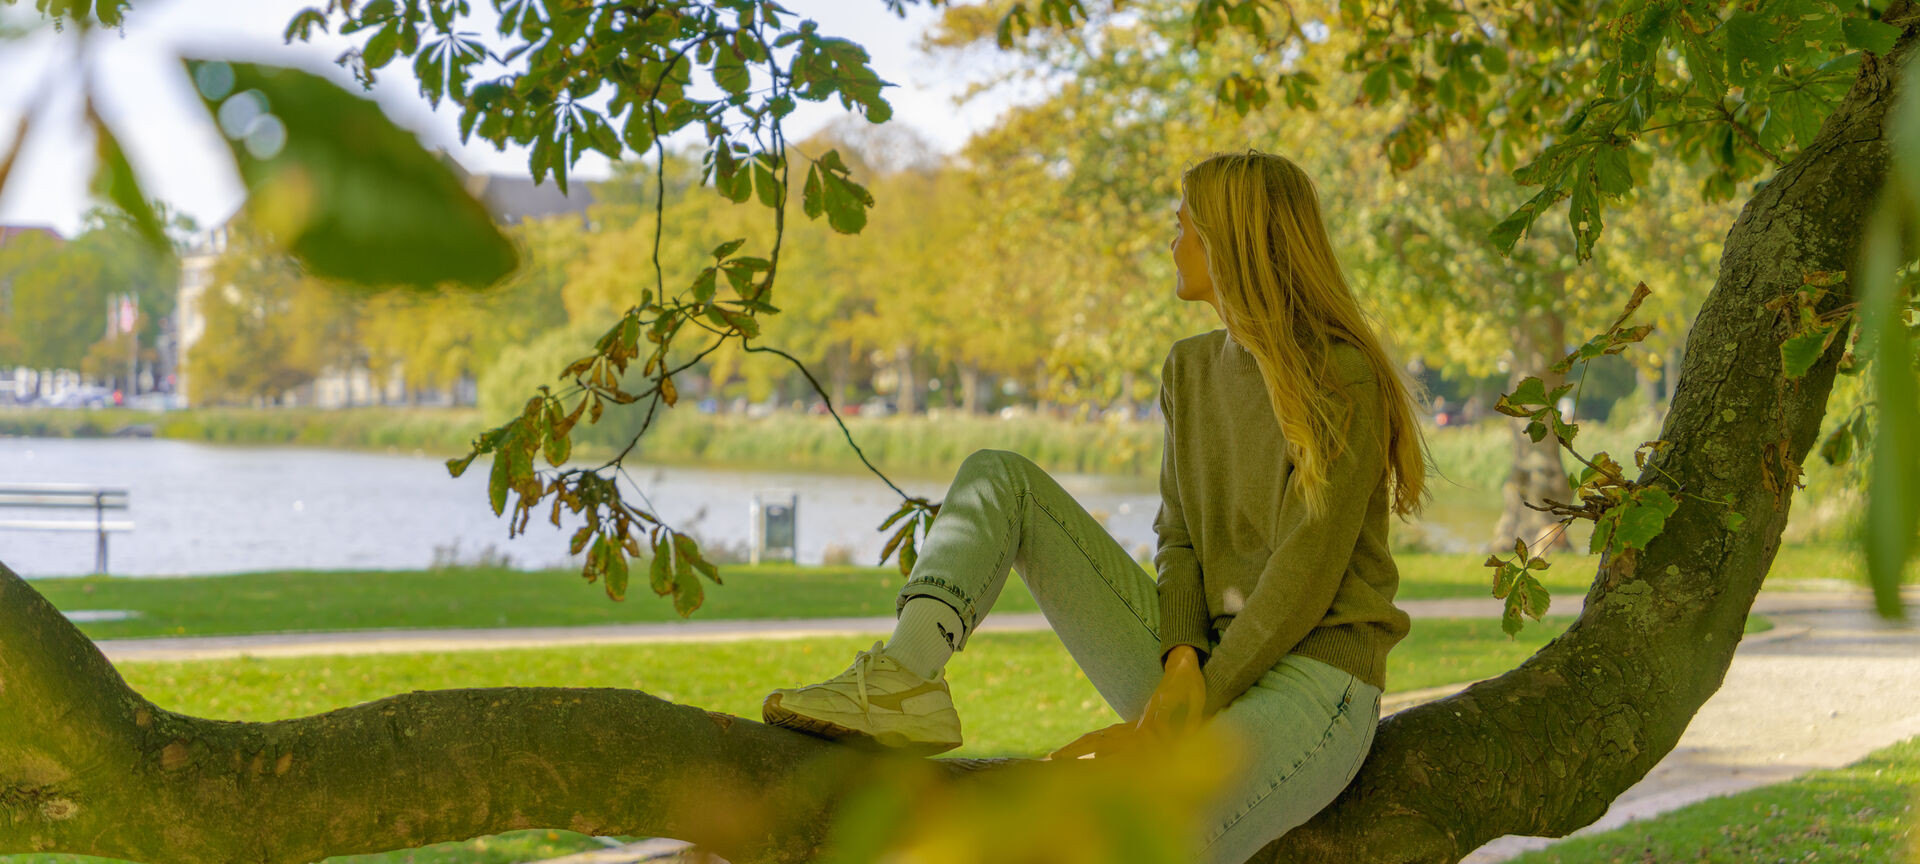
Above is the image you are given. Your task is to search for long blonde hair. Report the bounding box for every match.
[1180,149,1431,522]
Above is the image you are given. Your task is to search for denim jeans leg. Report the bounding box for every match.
[1192,656,1384,864]
[893,448,1166,722]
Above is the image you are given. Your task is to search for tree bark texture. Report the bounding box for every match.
[1,11,1911,864]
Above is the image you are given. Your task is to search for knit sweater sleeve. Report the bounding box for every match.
[1199,371,1389,717]
[1153,350,1213,668]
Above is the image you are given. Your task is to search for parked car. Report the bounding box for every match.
[45,386,111,408]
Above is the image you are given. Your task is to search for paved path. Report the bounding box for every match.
[86,593,1594,662]
[88,589,1879,663]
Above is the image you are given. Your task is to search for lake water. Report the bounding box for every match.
[0,438,1162,578]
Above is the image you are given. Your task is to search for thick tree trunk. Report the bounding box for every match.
[959,360,983,414]
[829,348,849,410]
[1490,305,1574,554]
[894,343,917,415]
[1663,343,1682,408]
[0,11,1908,864]
[0,560,1104,864]
[1256,8,1908,860]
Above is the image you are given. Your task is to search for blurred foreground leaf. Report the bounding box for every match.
[808,723,1244,864]
[182,57,517,290]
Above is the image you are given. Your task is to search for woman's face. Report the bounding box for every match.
[1171,197,1215,307]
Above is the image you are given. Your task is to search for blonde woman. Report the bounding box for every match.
[763,149,1431,862]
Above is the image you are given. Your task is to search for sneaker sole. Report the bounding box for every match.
[763,693,963,757]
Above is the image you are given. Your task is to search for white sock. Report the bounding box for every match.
[886,596,964,680]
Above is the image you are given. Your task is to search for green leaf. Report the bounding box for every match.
[1501,593,1525,637]
[1569,165,1603,261]
[1590,509,1619,554]
[714,45,750,97]
[1726,11,1779,89]
[692,267,718,304]
[650,533,673,596]
[542,427,570,467]
[1479,43,1508,74]
[87,108,171,255]
[606,544,629,600]
[712,237,746,259]
[877,501,915,532]
[1858,208,1919,619]
[363,22,400,69]
[1488,183,1568,255]
[283,7,329,43]
[1781,326,1835,379]
[183,58,517,290]
[1842,17,1902,55]
[802,162,825,219]
[446,452,479,477]
[1680,26,1727,99]
[1818,415,1856,466]
[1520,573,1551,619]
[899,524,918,576]
[1593,145,1632,195]
[821,171,874,234]
[1614,487,1679,550]
[754,159,781,208]
[672,550,704,616]
[487,452,509,516]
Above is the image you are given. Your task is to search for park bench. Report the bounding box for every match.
[0,483,133,575]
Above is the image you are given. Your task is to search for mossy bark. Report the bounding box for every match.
[2,8,1913,863]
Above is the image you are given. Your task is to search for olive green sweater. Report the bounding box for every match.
[1153,328,1412,717]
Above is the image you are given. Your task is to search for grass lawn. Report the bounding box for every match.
[1507,734,1920,863]
[0,613,1782,864]
[23,543,1849,641]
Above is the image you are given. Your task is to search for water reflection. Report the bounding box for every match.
[0,438,1161,578]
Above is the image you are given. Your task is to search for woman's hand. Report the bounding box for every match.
[1045,645,1207,760]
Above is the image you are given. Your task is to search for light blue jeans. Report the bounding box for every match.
[894,449,1382,864]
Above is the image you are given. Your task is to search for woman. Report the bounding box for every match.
[762,149,1432,863]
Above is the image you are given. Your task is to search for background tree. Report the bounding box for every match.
[2,0,1917,861]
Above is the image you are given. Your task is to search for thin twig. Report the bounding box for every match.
[1717,103,1786,167]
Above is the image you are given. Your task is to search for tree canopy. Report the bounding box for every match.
[1,0,1917,861]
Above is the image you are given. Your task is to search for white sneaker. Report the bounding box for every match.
[762,640,964,756]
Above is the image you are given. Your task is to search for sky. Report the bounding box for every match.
[0,0,1041,238]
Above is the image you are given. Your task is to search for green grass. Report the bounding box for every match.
[1508,734,1920,863]
[0,830,610,864]
[35,562,946,640]
[29,543,1825,642]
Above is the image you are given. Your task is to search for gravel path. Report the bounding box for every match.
[1464,588,1920,862]
[87,593,1604,662]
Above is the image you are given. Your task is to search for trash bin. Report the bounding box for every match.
[750,490,798,565]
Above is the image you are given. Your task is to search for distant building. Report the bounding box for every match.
[0,225,66,249]
[173,222,232,406]
[438,149,600,230]
[175,153,599,408]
